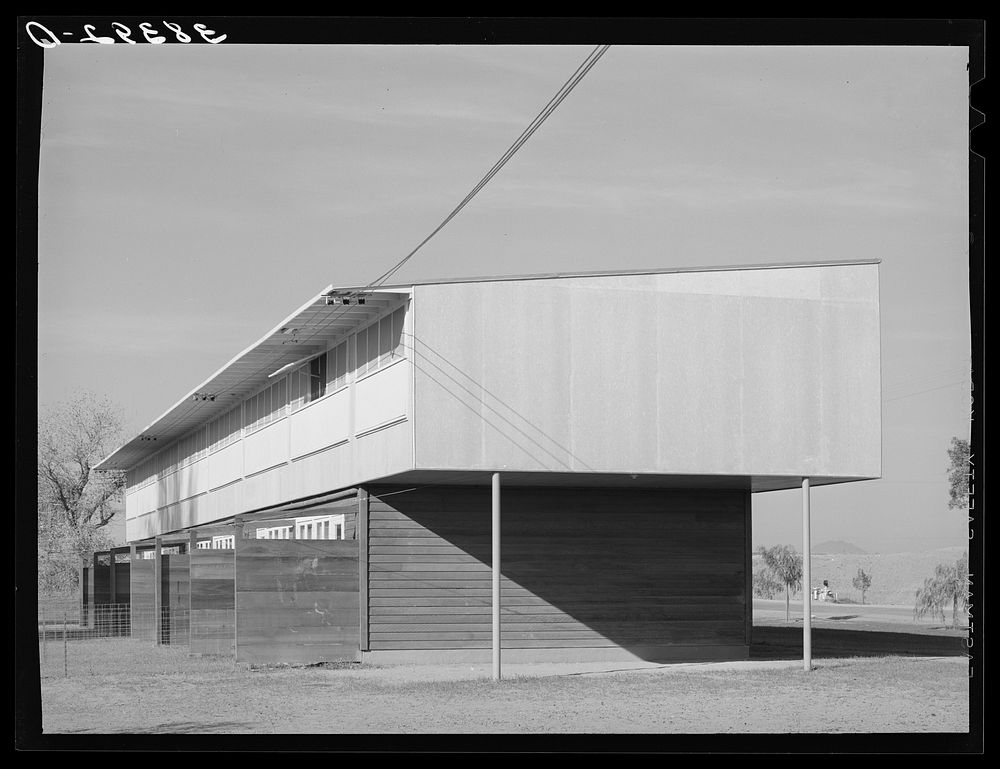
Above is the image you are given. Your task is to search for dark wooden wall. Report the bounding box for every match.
[190,548,235,656]
[366,486,749,657]
[91,562,111,606]
[161,554,190,645]
[130,557,156,641]
[111,561,131,604]
[80,566,92,627]
[235,536,359,665]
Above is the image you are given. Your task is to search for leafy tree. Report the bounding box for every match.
[852,567,872,605]
[752,563,782,600]
[38,515,115,595]
[37,392,126,594]
[913,551,969,628]
[757,545,803,622]
[955,550,970,617]
[947,437,971,510]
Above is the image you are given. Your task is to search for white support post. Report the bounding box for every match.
[802,477,812,671]
[492,472,501,681]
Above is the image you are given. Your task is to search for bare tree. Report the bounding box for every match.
[852,567,872,605]
[752,563,782,599]
[37,392,126,594]
[757,545,803,622]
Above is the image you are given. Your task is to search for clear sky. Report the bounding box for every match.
[36,44,971,553]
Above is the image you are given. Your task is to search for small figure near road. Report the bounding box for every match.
[812,580,837,602]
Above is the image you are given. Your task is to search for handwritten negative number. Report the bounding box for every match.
[25,20,227,47]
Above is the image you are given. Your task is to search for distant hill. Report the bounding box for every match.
[813,539,867,554]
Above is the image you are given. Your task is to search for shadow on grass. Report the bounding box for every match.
[61,721,256,734]
[750,625,968,660]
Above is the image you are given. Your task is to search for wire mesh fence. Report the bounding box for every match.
[36,603,214,678]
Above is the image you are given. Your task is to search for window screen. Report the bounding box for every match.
[355,327,369,375]
[309,354,327,402]
[367,323,379,370]
[328,340,348,389]
[379,315,392,363]
[392,306,406,358]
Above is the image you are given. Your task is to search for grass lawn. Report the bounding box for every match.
[32,635,970,737]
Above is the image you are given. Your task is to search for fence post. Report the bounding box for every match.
[154,536,163,645]
[109,548,117,606]
[91,551,100,629]
[129,543,137,639]
[63,611,68,677]
[233,516,241,667]
[188,530,197,648]
[79,557,86,628]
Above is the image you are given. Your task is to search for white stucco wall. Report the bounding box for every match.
[410,264,881,480]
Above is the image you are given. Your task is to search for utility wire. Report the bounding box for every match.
[129,45,611,447]
[370,44,611,288]
[296,43,611,358]
[883,380,968,403]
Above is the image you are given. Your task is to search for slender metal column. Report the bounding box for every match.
[802,477,812,671]
[492,472,501,681]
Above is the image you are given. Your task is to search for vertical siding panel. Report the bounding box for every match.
[234,536,360,665]
[130,552,156,642]
[744,490,753,646]
[189,548,236,656]
[359,487,370,651]
[153,536,163,645]
[161,554,190,645]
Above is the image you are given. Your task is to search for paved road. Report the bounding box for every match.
[751,597,969,660]
[752,598,965,627]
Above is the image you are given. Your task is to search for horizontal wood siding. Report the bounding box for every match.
[235,538,360,664]
[130,558,156,641]
[161,554,190,645]
[367,486,748,654]
[190,549,235,656]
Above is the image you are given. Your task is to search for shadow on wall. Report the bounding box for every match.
[369,486,749,662]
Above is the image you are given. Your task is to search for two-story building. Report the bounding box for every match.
[94,259,882,668]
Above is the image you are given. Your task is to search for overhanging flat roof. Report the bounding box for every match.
[367,470,878,494]
[133,471,880,541]
[96,258,880,472]
[332,258,881,292]
[96,287,409,470]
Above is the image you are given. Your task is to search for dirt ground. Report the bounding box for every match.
[32,631,970,737]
